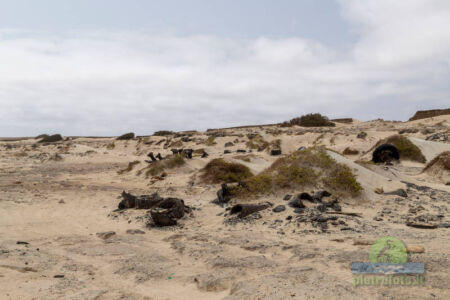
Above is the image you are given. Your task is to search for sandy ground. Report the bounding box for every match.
[0,115,449,299]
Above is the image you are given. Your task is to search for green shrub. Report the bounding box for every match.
[283,113,335,127]
[230,148,362,198]
[116,132,135,140]
[153,130,175,136]
[144,154,185,177]
[38,134,63,143]
[200,158,254,183]
[246,134,269,151]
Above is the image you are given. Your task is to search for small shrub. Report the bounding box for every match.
[38,134,63,143]
[200,158,254,183]
[204,136,217,146]
[423,151,450,172]
[153,130,175,136]
[230,148,362,198]
[116,132,135,140]
[284,113,335,127]
[343,147,359,155]
[375,135,426,163]
[246,134,269,151]
[169,140,183,147]
[144,154,185,177]
[106,142,115,150]
[118,160,140,174]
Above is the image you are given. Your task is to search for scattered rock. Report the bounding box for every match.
[96,231,116,240]
[126,229,146,235]
[385,189,408,198]
[272,205,286,213]
[150,198,189,226]
[16,241,29,245]
[54,274,65,278]
[224,142,234,147]
[283,194,292,201]
[270,149,282,156]
[216,184,231,205]
[288,196,305,208]
[357,132,367,139]
[406,222,437,229]
[230,203,271,218]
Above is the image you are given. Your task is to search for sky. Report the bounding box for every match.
[0,0,449,136]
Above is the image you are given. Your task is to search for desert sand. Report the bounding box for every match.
[0,114,449,299]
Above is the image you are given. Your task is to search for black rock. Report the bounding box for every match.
[288,196,305,208]
[385,189,408,198]
[270,149,282,156]
[224,150,232,154]
[283,194,292,201]
[272,205,286,213]
[216,183,231,204]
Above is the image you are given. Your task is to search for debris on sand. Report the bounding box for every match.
[126,229,146,234]
[372,144,400,163]
[119,191,163,209]
[230,203,272,218]
[117,192,190,227]
[216,183,231,205]
[150,198,189,226]
[96,231,116,240]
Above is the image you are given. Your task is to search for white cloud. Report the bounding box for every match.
[1,1,450,136]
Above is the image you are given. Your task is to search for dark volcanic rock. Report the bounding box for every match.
[272,205,286,213]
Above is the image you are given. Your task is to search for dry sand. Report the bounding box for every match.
[0,115,449,299]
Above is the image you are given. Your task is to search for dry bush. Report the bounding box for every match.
[153,130,175,136]
[204,136,217,146]
[116,132,135,140]
[200,158,253,183]
[230,148,362,198]
[118,160,141,174]
[169,139,183,147]
[343,147,359,155]
[246,134,269,151]
[375,135,426,163]
[106,142,115,150]
[423,151,450,172]
[144,154,185,177]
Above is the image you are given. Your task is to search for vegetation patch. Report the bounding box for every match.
[204,136,217,146]
[144,154,186,177]
[423,151,450,172]
[246,134,269,151]
[169,139,183,147]
[229,148,362,198]
[200,158,254,183]
[116,132,135,140]
[38,134,63,143]
[343,147,359,155]
[375,135,426,163]
[153,130,175,136]
[118,160,140,174]
[281,113,335,127]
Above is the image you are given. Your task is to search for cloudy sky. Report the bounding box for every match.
[1,0,449,136]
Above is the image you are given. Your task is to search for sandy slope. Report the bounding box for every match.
[0,115,449,299]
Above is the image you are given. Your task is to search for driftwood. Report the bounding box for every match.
[406,222,438,229]
[150,198,188,226]
[325,211,362,217]
[230,203,271,218]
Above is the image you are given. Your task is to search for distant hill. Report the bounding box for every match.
[409,109,450,121]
